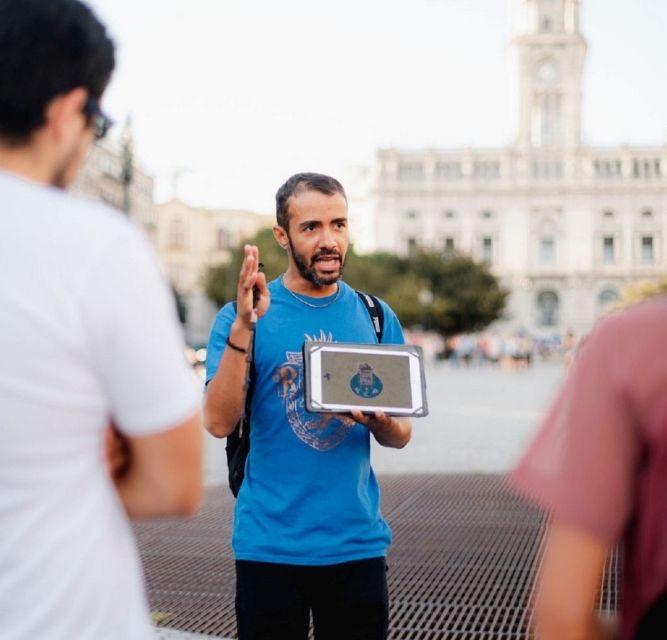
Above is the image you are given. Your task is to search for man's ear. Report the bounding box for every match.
[44,87,88,142]
[273,225,289,250]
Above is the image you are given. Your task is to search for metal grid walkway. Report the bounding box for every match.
[135,474,618,639]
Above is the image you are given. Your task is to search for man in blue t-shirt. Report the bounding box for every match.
[204,172,412,640]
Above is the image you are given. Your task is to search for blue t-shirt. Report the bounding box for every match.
[206,277,405,565]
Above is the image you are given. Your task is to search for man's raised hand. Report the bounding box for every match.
[236,244,270,327]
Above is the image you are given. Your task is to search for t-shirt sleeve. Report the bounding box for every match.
[79,223,200,436]
[508,317,642,543]
[205,302,236,385]
[378,299,405,345]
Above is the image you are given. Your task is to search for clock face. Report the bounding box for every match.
[536,61,557,84]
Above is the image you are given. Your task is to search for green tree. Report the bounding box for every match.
[203,231,397,307]
[606,276,667,315]
[415,252,508,336]
[205,234,507,339]
[338,249,405,298]
[204,228,286,307]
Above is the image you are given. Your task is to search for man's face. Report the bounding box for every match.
[283,189,349,286]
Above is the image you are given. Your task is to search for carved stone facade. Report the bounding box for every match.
[71,137,156,243]
[155,199,272,345]
[373,0,667,336]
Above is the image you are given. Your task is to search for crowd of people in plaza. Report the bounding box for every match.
[406,328,579,369]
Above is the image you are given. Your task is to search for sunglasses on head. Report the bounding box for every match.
[82,95,113,141]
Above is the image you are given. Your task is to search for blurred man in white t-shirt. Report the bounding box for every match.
[0,1,202,638]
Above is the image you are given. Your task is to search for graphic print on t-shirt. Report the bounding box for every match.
[272,331,355,451]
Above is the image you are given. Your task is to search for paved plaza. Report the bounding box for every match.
[140,474,618,640]
[140,362,586,639]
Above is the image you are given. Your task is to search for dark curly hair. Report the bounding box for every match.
[0,0,115,145]
[275,172,347,230]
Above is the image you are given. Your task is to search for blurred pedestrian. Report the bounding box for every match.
[509,297,667,639]
[0,1,202,638]
[561,328,577,368]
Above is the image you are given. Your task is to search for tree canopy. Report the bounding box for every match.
[605,277,667,315]
[204,230,508,337]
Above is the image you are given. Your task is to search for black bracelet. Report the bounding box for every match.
[226,336,248,354]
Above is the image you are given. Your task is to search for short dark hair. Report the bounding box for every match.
[0,0,115,145]
[275,172,347,230]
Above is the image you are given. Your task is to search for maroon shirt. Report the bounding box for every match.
[509,297,667,639]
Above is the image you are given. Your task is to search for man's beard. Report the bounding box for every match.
[287,235,345,286]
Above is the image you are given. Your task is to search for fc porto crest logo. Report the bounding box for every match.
[350,363,383,399]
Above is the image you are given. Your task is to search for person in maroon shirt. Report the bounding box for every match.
[509,296,667,640]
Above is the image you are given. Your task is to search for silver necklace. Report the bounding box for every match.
[281,275,341,309]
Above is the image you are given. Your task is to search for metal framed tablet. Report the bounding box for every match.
[303,341,428,417]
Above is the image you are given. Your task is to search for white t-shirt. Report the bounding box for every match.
[0,171,200,640]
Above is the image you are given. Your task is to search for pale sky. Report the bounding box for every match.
[87,0,667,214]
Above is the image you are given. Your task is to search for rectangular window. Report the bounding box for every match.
[641,236,654,265]
[473,161,500,180]
[533,159,562,179]
[398,162,424,181]
[482,237,493,264]
[435,162,463,180]
[407,237,418,256]
[602,236,615,265]
[539,237,555,264]
[444,237,455,254]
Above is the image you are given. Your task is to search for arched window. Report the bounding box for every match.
[598,288,619,314]
[536,290,559,327]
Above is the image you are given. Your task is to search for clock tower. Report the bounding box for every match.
[514,0,586,175]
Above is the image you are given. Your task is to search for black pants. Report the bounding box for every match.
[235,557,389,640]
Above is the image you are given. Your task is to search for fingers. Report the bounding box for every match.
[104,425,130,480]
[254,269,268,291]
[235,245,273,323]
[350,409,366,424]
[253,271,271,317]
[350,409,392,429]
[239,245,259,292]
[237,246,259,308]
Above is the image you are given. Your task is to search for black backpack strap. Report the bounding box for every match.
[231,302,255,416]
[226,302,255,497]
[356,291,384,343]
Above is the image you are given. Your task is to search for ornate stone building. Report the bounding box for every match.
[72,133,271,345]
[71,131,156,243]
[155,199,272,345]
[373,0,667,336]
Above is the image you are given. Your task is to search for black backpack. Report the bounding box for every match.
[226,290,385,497]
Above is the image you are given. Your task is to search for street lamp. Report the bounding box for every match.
[120,116,134,216]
